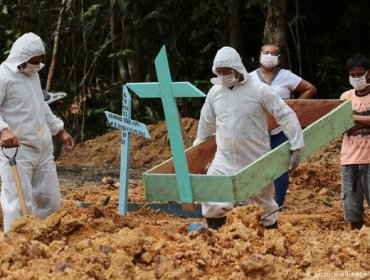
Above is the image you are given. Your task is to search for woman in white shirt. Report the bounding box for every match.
[250,43,316,207]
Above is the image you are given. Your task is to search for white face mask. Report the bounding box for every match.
[218,72,239,88]
[260,53,279,68]
[349,71,369,91]
[20,62,45,76]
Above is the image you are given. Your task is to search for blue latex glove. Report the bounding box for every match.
[289,149,301,171]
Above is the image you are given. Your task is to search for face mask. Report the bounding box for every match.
[260,53,279,68]
[219,72,238,88]
[349,71,369,91]
[20,63,45,76]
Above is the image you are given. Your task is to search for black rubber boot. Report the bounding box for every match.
[264,221,278,229]
[206,217,226,230]
[351,220,363,230]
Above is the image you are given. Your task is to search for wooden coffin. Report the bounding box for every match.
[144,100,354,202]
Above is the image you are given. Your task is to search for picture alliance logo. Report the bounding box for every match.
[306,271,370,278]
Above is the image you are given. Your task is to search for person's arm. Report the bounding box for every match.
[345,115,370,134]
[339,90,365,134]
[193,89,216,145]
[0,79,18,148]
[260,84,304,151]
[44,103,75,151]
[295,79,317,99]
[353,115,370,126]
[44,103,64,135]
[262,86,303,170]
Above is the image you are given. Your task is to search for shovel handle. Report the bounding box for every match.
[260,205,285,221]
[2,146,28,216]
[11,165,28,216]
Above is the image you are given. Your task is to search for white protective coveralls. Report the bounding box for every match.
[194,47,304,226]
[0,33,64,233]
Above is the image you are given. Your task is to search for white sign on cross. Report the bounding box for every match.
[104,85,150,215]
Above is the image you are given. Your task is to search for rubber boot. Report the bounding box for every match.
[206,217,226,230]
[264,221,278,229]
[351,220,363,230]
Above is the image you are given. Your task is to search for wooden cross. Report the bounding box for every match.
[104,85,150,215]
[126,45,205,202]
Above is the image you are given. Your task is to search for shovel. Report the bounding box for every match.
[2,146,28,216]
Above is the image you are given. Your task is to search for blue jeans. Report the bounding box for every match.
[271,131,289,206]
[341,164,370,223]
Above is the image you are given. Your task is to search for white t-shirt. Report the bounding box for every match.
[250,68,302,134]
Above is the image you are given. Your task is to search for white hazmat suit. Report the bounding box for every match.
[0,33,64,233]
[194,47,304,226]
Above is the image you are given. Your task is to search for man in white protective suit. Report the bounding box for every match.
[0,32,75,233]
[194,46,304,230]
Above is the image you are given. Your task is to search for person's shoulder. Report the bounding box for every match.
[278,68,301,78]
[0,65,9,83]
[248,76,267,90]
[207,84,223,96]
[247,77,272,97]
[279,68,292,74]
[340,89,355,100]
[249,69,258,76]
[0,63,14,78]
[0,64,6,74]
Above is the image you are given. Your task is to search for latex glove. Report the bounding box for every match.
[288,149,301,171]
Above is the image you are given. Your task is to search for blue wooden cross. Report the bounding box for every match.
[126,45,205,202]
[105,85,150,215]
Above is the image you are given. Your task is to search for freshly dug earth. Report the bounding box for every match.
[0,118,369,279]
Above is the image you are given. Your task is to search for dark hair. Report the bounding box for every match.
[261,44,280,54]
[346,53,370,71]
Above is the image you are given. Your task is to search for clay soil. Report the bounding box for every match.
[0,118,369,279]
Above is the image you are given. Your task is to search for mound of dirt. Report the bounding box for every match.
[1,118,369,279]
[58,117,199,170]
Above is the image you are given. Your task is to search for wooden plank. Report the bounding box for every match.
[149,100,344,175]
[144,100,354,202]
[144,173,235,202]
[233,100,354,201]
[105,86,150,215]
[125,82,205,98]
[147,136,216,174]
[268,99,344,130]
[127,202,203,218]
[127,46,205,203]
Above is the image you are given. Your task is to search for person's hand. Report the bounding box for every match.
[57,129,75,151]
[0,128,19,148]
[288,149,301,171]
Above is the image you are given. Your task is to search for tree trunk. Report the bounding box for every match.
[263,0,288,67]
[109,0,126,82]
[46,0,70,91]
[228,0,244,55]
[122,4,142,82]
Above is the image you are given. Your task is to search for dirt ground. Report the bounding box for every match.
[0,118,369,279]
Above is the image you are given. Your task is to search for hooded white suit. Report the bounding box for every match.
[194,47,304,226]
[0,33,64,233]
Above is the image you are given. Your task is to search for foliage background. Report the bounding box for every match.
[0,0,369,142]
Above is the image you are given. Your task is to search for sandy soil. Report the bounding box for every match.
[0,118,369,279]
